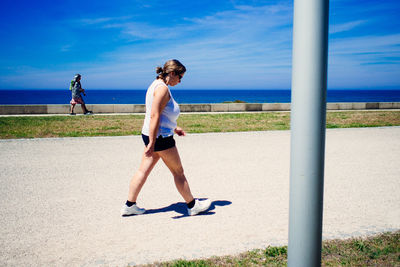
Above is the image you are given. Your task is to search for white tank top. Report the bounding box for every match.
[142,79,180,137]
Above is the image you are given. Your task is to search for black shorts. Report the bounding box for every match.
[142,134,176,152]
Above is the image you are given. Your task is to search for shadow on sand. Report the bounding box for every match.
[142,199,232,219]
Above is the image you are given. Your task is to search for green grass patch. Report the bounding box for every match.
[0,110,399,139]
[141,231,400,267]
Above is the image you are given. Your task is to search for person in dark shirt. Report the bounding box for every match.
[69,74,92,115]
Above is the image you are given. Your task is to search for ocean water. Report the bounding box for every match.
[0,89,400,104]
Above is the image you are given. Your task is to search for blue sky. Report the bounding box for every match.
[0,0,399,90]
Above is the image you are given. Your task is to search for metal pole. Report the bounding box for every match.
[288,0,329,266]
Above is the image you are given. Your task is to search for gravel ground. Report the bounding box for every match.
[0,127,399,266]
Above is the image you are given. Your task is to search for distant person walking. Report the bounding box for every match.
[121,59,211,216]
[69,74,92,115]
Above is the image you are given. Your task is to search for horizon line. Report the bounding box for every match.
[1,88,400,91]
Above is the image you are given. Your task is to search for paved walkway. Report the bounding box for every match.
[1,127,399,266]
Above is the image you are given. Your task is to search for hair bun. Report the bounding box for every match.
[156,67,163,74]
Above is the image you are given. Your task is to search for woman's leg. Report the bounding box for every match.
[158,146,194,203]
[81,103,89,113]
[127,149,160,202]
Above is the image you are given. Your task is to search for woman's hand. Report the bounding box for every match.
[144,143,155,157]
[175,127,186,136]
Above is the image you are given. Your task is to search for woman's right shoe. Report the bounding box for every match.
[188,199,211,216]
[121,204,146,216]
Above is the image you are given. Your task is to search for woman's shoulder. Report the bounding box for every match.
[152,79,167,90]
[155,78,167,86]
[154,83,169,97]
[149,79,166,89]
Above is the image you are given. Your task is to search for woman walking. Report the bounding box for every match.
[121,59,211,216]
[69,74,92,115]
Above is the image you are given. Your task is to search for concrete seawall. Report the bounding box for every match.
[0,102,399,115]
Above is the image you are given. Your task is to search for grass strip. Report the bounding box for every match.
[141,231,400,266]
[0,110,399,139]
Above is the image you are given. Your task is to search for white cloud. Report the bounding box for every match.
[105,22,182,40]
[186,4,292,32]
[328,33,400,88]
[60,44,72,52]
[80,16,133,25]
[330,20,366,34]
[107,4,293,67]
[330,34,400,57]
[80,17,114,25]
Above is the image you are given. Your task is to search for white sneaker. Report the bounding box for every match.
[121,204,146,216]
[188,199,211,216]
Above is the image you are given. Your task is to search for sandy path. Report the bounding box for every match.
[0,127,399,266]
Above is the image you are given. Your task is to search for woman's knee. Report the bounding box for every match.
[172,167,185,180]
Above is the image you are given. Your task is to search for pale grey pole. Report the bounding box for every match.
[287,0,329,266]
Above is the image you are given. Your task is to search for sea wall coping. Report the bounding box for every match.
[0,102,399,115]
